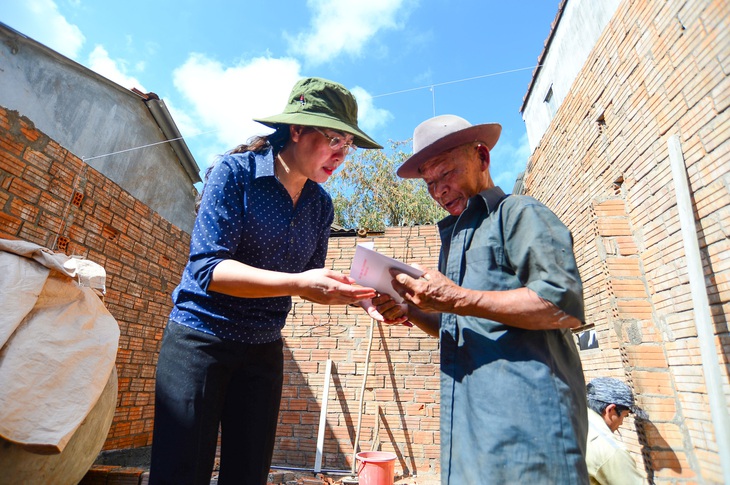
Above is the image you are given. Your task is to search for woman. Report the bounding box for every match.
[149,78,381,485]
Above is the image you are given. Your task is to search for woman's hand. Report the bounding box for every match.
[297,268,376,305]
[360,293,410,325]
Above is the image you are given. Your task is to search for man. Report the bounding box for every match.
[586,377,647,484]
[373,115,588,483]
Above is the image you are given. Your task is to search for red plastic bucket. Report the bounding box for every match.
[356,451,397,485]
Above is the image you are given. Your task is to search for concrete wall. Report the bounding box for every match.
[0,23,199,233]
[521,0,621,152]
[521,0,729,482]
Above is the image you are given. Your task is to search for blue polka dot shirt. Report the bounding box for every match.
[169,149,334,344]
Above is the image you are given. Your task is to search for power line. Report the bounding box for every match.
[81,129,219,162]
[80,66,540,162]
[83,137,183,162]
[370,65,539,98]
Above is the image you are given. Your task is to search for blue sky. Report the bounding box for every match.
[1,0,560,190]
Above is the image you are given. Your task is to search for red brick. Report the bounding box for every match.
[0,133,25,157]
[79,465,120,485]
[0,209,21,237]
[23,148,53,173]
[0,151,25,177]
[8,177,41,203]
[606,257,642,277]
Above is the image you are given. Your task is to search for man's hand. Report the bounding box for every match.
[391,266,582,331]
[389,267,463,313]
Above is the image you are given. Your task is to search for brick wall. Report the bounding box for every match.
[276,226,441,477]
[522,0,729,482]
[1,105,443,478]
[0,106,190,450]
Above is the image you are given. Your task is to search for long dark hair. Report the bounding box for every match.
[195,125,291,212]
[228,124,290,155]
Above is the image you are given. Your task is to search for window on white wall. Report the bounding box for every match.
[544,85,557,119]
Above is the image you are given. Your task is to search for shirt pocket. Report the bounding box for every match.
[462,244,516,291]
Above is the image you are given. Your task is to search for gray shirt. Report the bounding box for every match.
[437,186,588,484]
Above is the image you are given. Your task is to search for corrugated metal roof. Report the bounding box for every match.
[329,223,384,238]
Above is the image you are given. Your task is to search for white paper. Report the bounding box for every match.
[349,244,423,303]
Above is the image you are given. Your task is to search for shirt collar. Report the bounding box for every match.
[437,185,507,232]
[587,408,618,441]
[477,186,508,213]
[253,148,276,179]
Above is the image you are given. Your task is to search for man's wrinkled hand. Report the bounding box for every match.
[389,267,460,313]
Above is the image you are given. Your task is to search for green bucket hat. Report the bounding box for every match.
[253,77,382,149]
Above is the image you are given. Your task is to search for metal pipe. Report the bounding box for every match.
[314,359,333,473]
[350,319,376,477]
[668,135,730,483]
[270,465,352,475]
[276,321,377,482]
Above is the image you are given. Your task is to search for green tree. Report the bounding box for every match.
[325,140,446,231]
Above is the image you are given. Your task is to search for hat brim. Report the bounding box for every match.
[253,113,382,149]
[632,407,649,420]
[397,123,502,178]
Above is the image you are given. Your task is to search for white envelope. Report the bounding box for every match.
[349,244,423,303]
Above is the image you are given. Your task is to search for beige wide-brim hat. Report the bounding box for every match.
[397,115,502,178]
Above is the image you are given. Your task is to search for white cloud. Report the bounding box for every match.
[491,132,532,191]
[164,98,221,170]
[286,0,410,65]
[164,99,197,141]
[171,55,394,168]
[350,86,392,134]
[0,1,148,91]
[172,54,302,154]
[144,41,160,57]
[0,0,85,59]
[87,45,146,91]
[413,68,434,86]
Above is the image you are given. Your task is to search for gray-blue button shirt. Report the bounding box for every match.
[437,186,588,484]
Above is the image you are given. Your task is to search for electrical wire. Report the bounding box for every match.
[370,65,540,98]
[77,65,540,162]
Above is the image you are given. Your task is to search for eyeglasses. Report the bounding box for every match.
[312,127,357,154]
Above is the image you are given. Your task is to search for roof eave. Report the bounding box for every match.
[519,0,568,114]
[141,94,202,185]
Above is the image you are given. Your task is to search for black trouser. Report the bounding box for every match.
[149,321,284,485]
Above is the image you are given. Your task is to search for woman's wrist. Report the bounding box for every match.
[287,272,306,297]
